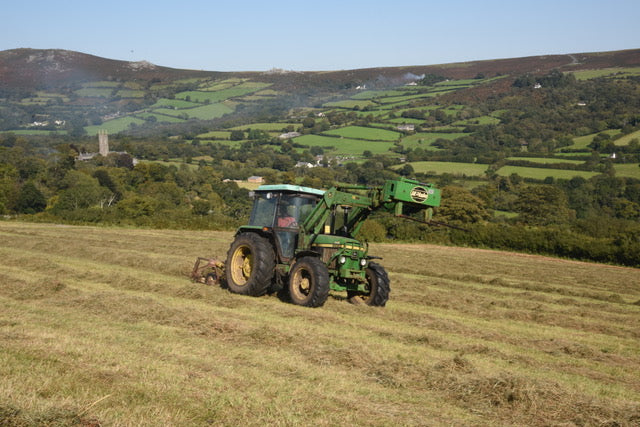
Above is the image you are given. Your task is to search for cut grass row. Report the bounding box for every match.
[0,222,637,426]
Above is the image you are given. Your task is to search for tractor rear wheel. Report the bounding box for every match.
[225,233,275,297]
[348,262,390,306]
[288,256,329,307]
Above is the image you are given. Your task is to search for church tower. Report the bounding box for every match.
[98,130,109,157]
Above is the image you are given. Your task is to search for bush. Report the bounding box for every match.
[357,219,386,242]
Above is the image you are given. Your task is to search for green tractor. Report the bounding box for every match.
[224,178,441,307]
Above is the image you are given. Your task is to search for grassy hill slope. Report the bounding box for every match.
[0,222,639,425]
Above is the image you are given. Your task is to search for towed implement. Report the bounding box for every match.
[193,178,442,308]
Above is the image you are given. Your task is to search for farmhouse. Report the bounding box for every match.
[248,176,264,184]
[295,161,316,168]
[397,124,415,132]
[279,131,301,139]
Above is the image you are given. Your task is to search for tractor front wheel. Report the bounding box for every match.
[348,262,390,306]
[225,233,275,297]
[288,257,329,307]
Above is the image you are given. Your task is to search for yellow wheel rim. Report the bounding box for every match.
[291,268,311,300]
[230,245,252,286]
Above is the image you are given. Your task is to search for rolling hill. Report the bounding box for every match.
[1,47,639,137]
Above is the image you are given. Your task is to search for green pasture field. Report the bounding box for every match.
[368,122,397,129]
[507,157,585,165]
[560,130,621,151]
[174,91,229,104]
[152,108,189,118]
[18,92,69,105]
[123,81,144,90]
[388,118,424,124]
[84,117,146,135]
[613,163,640,179]
[613,129,640,146]
[376,93,435,104]
[151,98,200,109]
[241,89,282,101]
[181,103,234,120]
[2,222,637,426]
[496,166,600,180]
[323,99,377,109]
[401,132,467,149]
[323,126,401,141]
[294,134,393,155]
[229,122,299,132]
[351,89,413,100]
[176,84,270,104]
[354,109,390,118]
[402,161,488,176]
[570,67,640,80]
[74,88,114,98]
[197,130,232,139]
[199,82,235,91]
[151,159,200,170]
[555,152,600,157]
[116,89,145,98]
[378,94,445,110]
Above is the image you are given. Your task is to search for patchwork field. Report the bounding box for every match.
[496,165,600,180]
[322,126,401,141]
[294,134,393,155]
[614,163,640,179]
[403,161,489,176]
[0,222,638,426]
[506,157,585,165]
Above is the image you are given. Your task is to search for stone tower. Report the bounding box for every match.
[98,130,109,157]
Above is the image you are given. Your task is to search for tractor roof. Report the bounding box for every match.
[256,184,325,197]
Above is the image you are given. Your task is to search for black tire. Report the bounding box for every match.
[348,262,390,307]
[225,233,275,297]
[288,256,330,307]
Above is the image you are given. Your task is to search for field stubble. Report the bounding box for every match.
[0,222,638,426]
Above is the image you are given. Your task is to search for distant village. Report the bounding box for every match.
[77,130,138,165]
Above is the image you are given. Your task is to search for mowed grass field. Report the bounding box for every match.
[0,222,639,426]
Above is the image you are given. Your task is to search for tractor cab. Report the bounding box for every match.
[247,184,325,260]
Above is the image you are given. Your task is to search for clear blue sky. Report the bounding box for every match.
[2,0,638,71]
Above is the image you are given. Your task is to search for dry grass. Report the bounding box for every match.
[0,222,639,426]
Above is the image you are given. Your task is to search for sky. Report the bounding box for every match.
[2,0,639,72]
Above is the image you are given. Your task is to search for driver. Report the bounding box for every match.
[277,202,297,228]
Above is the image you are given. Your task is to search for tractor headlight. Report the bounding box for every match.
[338,256,347,264]
[360,259,367,267]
